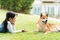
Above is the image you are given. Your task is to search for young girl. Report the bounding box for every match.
[0,11,26,33]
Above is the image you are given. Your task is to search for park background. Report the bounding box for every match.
[0,0,60,40]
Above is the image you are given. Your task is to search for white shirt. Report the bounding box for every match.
[7,21,22,33]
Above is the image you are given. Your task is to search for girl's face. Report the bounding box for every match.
[9,16,16,24]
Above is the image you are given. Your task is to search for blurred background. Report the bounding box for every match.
[31,0,60,18]
[0,0,60,18]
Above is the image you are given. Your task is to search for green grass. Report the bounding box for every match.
[0,9,60,40]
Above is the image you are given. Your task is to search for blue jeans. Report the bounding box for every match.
[0,24,4,32]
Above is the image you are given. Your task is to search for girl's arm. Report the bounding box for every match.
[7,21,23,33]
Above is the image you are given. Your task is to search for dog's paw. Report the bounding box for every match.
[44,32,48,34]
[44,31,50,34]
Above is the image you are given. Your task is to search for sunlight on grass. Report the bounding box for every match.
[0,9,60,40]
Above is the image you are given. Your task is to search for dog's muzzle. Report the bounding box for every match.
[42,20,47,24]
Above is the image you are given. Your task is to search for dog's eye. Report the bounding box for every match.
[43,18,45,19]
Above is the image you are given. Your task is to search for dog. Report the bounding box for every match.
[36,13,60,34]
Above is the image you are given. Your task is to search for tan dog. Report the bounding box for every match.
[37,13,60,34]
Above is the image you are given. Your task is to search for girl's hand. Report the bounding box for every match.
[22,29,27,32]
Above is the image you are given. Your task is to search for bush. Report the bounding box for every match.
[0,0,34,14]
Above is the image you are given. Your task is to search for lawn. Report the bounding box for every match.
[0,9,60,40]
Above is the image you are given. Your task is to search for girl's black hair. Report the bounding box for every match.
[2,11,17,33]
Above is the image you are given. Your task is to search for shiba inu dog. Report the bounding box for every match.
[37,13,60,34]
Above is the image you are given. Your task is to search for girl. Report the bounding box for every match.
[0,11,26,33]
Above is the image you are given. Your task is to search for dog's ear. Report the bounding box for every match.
[46,13,48,17]
[40,13,43,17]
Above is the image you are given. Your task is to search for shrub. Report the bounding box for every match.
[0,0,34,14]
